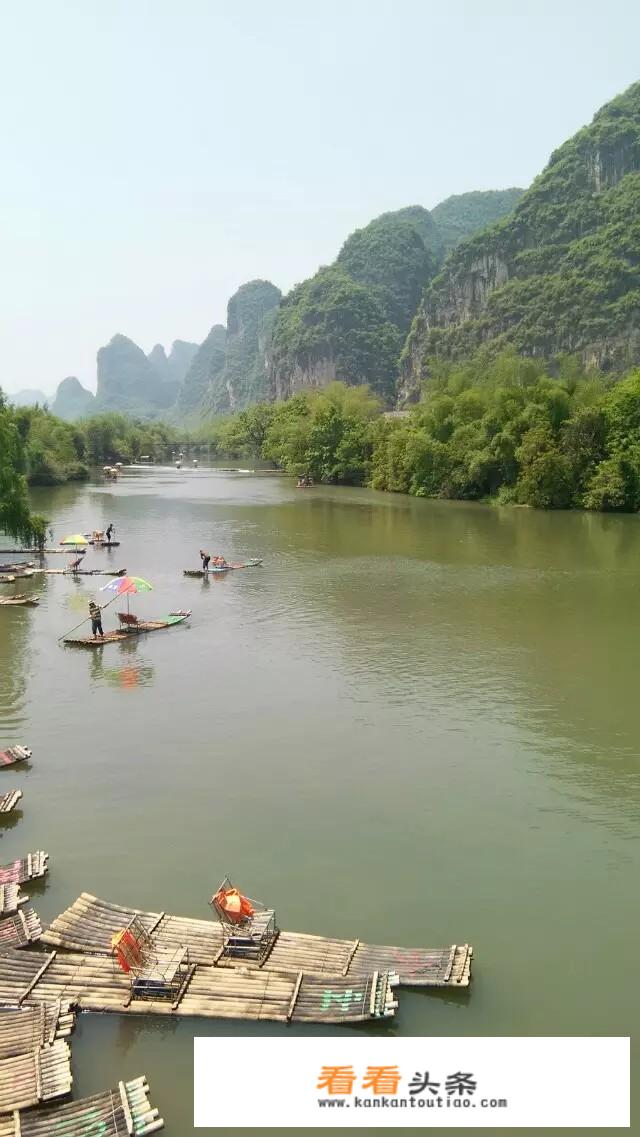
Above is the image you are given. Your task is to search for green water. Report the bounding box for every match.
[1,468,638,1132]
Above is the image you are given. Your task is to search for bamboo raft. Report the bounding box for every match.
[0,854,48,887]
[0,909,42,949]
[42,894,472,988]
[184,558,263,576]
[0,747,31,768]
[0,1074,164,1136]
[0,791,22,815]
[0,948,398,1024]
[64,613,191,648]
[0,1002,75,1059]
[0,597,40,607]
[0,886,26,918]
[43,568,126,577]
[0,1039,71,1111]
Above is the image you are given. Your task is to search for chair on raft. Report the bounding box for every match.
[111,915,193,1004]
[210,876,278,964]
[117,611,140,626]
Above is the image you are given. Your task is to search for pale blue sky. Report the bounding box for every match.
[2,0,639,393]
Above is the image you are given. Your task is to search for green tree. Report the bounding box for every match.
[0,397,46,544]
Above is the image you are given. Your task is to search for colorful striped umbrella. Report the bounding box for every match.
[100,575,153,614]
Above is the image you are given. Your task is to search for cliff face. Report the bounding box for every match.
[400,81,640,402]
[175,324,227,416]
[269,265,401,403]
[268,197,524,406]
[51,376,95,421]
[175,282,282,417]
[268,208,436,404]
[207,280,282,413]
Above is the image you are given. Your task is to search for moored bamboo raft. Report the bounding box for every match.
[0,747,31,768]
[41,893,472,987]
[0,596,40,607]
[0,1002,75,1058]
[43,568,126,577]
[0,948,398,1024]
[0,1038,72,1111]
[0,1074,164,1136]
[0,791,22,815]
[0,854,48,886]
[0,909,42,949]
[0,886,26,918]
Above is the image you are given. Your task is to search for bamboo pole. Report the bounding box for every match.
[57,590,120,642]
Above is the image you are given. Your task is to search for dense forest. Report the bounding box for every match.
[200,356,640,511]
[5,351,640,519]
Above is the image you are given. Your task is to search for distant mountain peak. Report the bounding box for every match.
[51,376,95,421]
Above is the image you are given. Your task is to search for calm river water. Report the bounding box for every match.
[1,467,638,1133]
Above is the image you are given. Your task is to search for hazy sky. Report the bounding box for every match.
[2,0,639,394]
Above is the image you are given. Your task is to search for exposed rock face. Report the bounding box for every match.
[96,334,173,415]
[267,198,523,406]
[175,325,227,416]
[399,81,640,403]
[208,280,282,413]
[269,353,339,402]
[51,376,95,421]
[175,282,282,417]
[268,208,437,403]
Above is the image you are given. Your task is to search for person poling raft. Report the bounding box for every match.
[185,556,262,577]
[89,600,104,639]
[59,574,191,646]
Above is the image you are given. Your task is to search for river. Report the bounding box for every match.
[1,466,637,1133]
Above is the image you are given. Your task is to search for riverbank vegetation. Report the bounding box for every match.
[199,352,640,512]
[6,351,640,513]
[1,397,193,485]
[0,397,46,544]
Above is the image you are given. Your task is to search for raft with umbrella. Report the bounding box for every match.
[62,575,191,646]
[63,613,190,646]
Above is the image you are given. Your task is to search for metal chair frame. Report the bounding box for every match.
[112,914,191,1001]
[209,876,278,963]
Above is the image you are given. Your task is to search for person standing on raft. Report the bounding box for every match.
[200,549,211,572]
[106,523,115,544]
[89,600,104,638]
